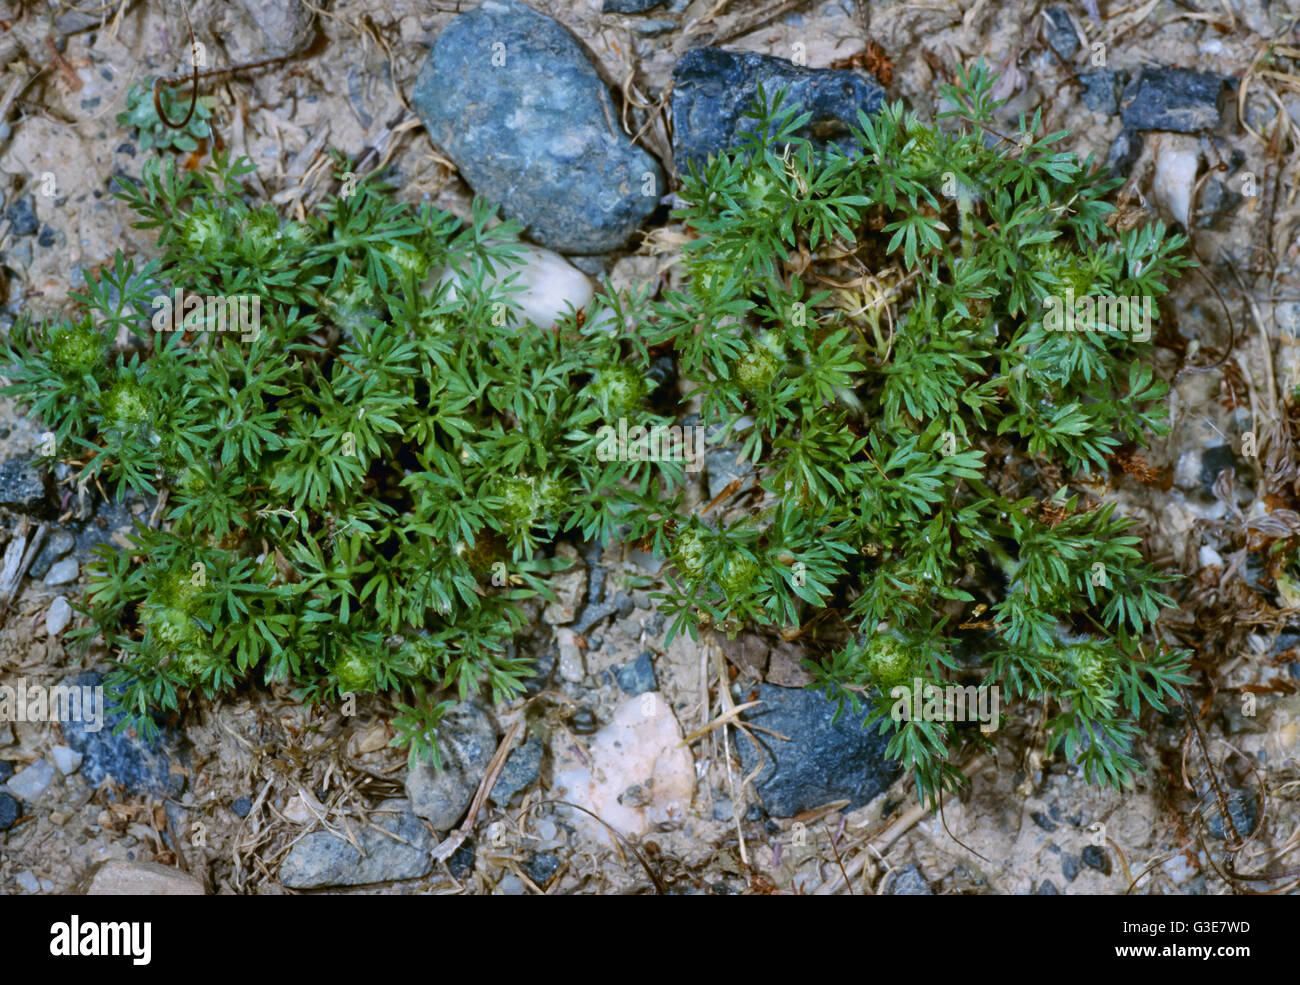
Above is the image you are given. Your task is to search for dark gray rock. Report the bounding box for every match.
[0,456,50,516]
[1195,178,1243,229]
[736,684,899,817]
[1062,853,1081,881]
[412,0,663,254]
[1042,7,1079,59]
[73,498,142,556]
[1205,790,1259,840]
[1120,68,1232,133]
[447,837,476,879]
[671,47,886,172]
[525,851,560,884]
[61,672,184,798]
[5,195,37,237]
[0,790,20,830]
[406,702,497,829]
[569,706,598,735]
[1036,879,1061,894]
[0,760,12,783]
[230,796,252,818]
[1030,810,1057,832]
[1199,444,1240,495]
[489,736,543,806]
[1081,844,1112,874]
[603,0,664,11]
[1078,70,1123,114]
[886,863,933,895]
[705,437,753,502]
[1105,127,1142,178]
[28,529,76,579]
[522,642,556,696]
[573,598,619,634]
[278,804,434,889]
[615,651,657,696]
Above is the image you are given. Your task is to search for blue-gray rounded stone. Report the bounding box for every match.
[413,0,664,254]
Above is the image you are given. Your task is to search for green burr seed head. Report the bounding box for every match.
[50,320,104,375]
[101,377,152,430]
[865,634,916,691]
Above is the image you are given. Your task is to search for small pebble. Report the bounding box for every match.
[51,745,82,775]
[5,759,55,801]
[615,651,657,696]
[1030,810,1058,832]
[0,791,21,830]
[43,558,79,587]
[447,838,476,880]
[569,707,598,735]
[45,596,73,636]
[15,870,40,893]
[231,796,252,818]
[1062,853,1081,881]
[532,819,558,842]
[497,873,526,896]
[1081,845,1112,875]
[525,851,560,885]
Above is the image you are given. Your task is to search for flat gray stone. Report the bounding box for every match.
[279,805,434,889]
[5,759,55,801]
[406,702,497,829]
[51,744,82,775]
[233,0,315,57]
[29,529,75,579]
[489,736,543,807]
[885,863,934,895]
[0,457,49,516]
[603,0,664,11]
[43,558,79,587]
[1119,68,1232,132]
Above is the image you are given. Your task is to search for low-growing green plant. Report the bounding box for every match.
[117,79,214,153]
[1,63,1193,799]
[2,151,666,760]
[646,63,1194,800]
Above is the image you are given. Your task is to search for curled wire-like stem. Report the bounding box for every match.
[152,1,198,132]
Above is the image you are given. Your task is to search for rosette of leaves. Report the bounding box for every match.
[117,79,214,152]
